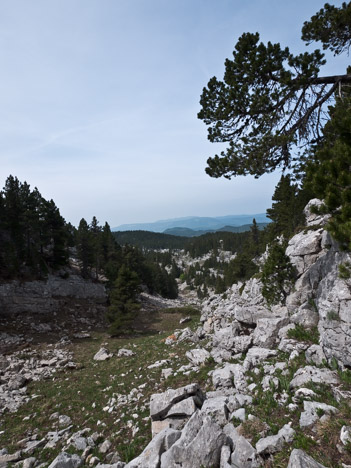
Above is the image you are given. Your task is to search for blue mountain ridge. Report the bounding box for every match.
[112,213,270,233]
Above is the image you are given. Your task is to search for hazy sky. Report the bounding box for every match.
[0,0,349,227]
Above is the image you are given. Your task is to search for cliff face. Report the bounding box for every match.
[286,199,351,369]
[199,199,351,370]
[0,271,108,347]
[0,273,107,317]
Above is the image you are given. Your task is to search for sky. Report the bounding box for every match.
[0,0,349,227]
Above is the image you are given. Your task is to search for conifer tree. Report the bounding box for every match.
[76,218,94,278]
[248,218,260,256]
[41,199,68,268]
[107,264,141,335]
[198,2,351,179]
[308,90,351,250]
[90,216,102,279]
[261,242,296,305]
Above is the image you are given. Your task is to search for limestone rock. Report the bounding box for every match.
[290,308,319,328]
[231,335,253,353]
[231,436,259,468]
[117,349,135,358]
[232,408,246,422]
[234,306,272,325]
[220,445,232,468]
[147,359,171,369]
[212,365,235,389]
[200,396,229,426]
[256,424,295,454]
[304,199,330,227]
[22,438,45,455]
[0,273,107,319]
[161,368,173,379]
[278,339,309,354]
[177,327,195,343]
[299,401,338,428]
[58,415,72,427]
[286,229,323,266]
[252,317,289,349]
[0,451,23,464]
[126,428,181,468]
[93,348,113,361]
[96,464,125,468]
[340,426,351,445]
[22,457,37,468]
[185,348,210,366]
[165,397,197,419]
[294,388,317,400]
[150,384,204,421]
[243,347,277,371]
[160,411,227,468]
[305,345,326,366]
[289,366,339,389]
[287,448,326,467]
[210,347,233,364]
[212,325,240,350]
[48,452,82,468]
[151,418,186,438]
[99,440,112,454]
[223,423,240,448]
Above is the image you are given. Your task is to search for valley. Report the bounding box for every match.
[1,200,351,468]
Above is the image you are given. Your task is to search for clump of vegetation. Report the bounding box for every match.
[339,262,351,280]
[327,310,340,321]
[237,418,268,445]
[287,324,319,344]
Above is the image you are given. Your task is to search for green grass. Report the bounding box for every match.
[157,306,201,316]
[287,324,319,344]
[0,308,208,466]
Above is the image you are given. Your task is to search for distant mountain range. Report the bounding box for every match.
[163,223,269,237]
[113,214,270,233]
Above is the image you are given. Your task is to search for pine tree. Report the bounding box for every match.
[41,199,68,268]
[307,89,351,250]
[90,216,102,279]
[248,218,260,256]
[107,265,141,335]
[76,218,94,278]
[215,276,226,294]
[198,3,351,180]
[261,242,296,305]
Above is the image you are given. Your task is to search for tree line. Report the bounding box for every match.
[0,176,178,333]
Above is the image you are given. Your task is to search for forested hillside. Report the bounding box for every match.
[112,230,187,250]
[0,175,72,279]
[0,175,178,334]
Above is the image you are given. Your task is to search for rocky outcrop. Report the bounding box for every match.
[287,449,327,467]
[0,272,108,350]
[159,411,227,468]
[150,384,205,436]
[0,272,107,316]
[285,199,351,369]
